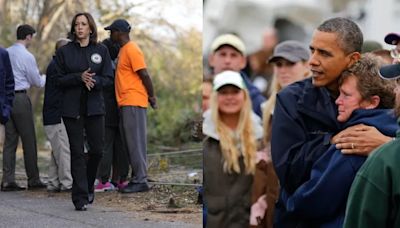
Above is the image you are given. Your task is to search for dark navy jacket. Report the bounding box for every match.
[282,109,398,228]
[0,48,14,124]
[240,71,266,117]
[271,78,340,227]
[55,41,113,118]
[43,58,61,125]
[101,39,120,128]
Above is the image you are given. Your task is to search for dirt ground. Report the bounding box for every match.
[22,184,202,224]
[3,148,203,225]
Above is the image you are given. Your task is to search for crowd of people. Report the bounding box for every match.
[203,17,400,228]
[2,12,400,227]
[0,12,157,211]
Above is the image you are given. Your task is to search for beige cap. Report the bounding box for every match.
[210,34,246,55]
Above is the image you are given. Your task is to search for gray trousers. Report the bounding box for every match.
[44,120,72,190]
[2,93,40,184]
[119,106,148,184]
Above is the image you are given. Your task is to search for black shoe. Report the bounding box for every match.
[47,188,60,193]
[88,193,94,204]
[1,182,26,191]
[119,182,149,194]
[75,204,87,211]
[28,181,47,190]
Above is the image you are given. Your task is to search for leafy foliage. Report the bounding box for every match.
[0,0,202,149]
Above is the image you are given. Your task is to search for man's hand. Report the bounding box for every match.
[81,68,96,91]
[332,124,392,156]
[149,96,158,109]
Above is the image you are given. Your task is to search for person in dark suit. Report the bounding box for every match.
[0,47,14,126]
[0,47,15,191]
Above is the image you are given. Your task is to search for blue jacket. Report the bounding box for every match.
[43,58,62,125]
[0,48,14,124]
[282,109,398,228]
[271,78,340,227]
[240,71,266,118]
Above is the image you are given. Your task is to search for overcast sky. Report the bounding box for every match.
[128,0,202,31]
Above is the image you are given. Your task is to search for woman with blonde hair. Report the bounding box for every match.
[203,70,263,227]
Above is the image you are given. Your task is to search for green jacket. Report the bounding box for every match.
[344,127,400,228]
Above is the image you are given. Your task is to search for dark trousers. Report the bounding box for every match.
[97,126,129,183]
[63,115,104,208]
[2,93,40,184]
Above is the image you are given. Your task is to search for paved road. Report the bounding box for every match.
[0,191,200,228]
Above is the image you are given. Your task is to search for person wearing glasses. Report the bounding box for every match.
[384,32,400,63]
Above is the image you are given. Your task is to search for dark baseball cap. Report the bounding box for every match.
[384,33,400,45]
[104,19,131,33]
[379,63,400,80]
[269,40,310,63]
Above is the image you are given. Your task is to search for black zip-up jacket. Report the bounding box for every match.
[55,41,113,118]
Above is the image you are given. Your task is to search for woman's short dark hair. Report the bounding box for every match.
[69,12,98,44]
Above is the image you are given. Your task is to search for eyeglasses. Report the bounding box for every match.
[390,48,400,59]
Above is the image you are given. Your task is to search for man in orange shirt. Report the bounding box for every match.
[105,19,157,193]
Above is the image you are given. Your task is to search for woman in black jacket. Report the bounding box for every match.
[55,12,113,211]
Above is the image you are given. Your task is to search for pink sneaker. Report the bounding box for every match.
[117,181,128,190]
[95,181,115,192]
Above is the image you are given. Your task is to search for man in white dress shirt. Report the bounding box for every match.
[1,24,46,191]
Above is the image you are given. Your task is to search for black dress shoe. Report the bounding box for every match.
[75,204,87,211]
[119,182,149,194]
[88,193,94,204]
[28,181,47,190]
[47,188,60,193]
[1,182,26,191]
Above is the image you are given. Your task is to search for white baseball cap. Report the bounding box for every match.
[213,71,245,91]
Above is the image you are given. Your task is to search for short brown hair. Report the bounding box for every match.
[69,12,98,44]
[339,54,395,108]
[17,24,35,40]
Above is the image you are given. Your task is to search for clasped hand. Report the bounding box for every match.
[81,68,96,91]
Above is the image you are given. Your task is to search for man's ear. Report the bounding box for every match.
[347,52,361,68]
[363,95,380,109]
[208,53,215,68]
[238,55,247,70]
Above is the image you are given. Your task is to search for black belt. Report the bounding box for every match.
[15,90,26,93]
